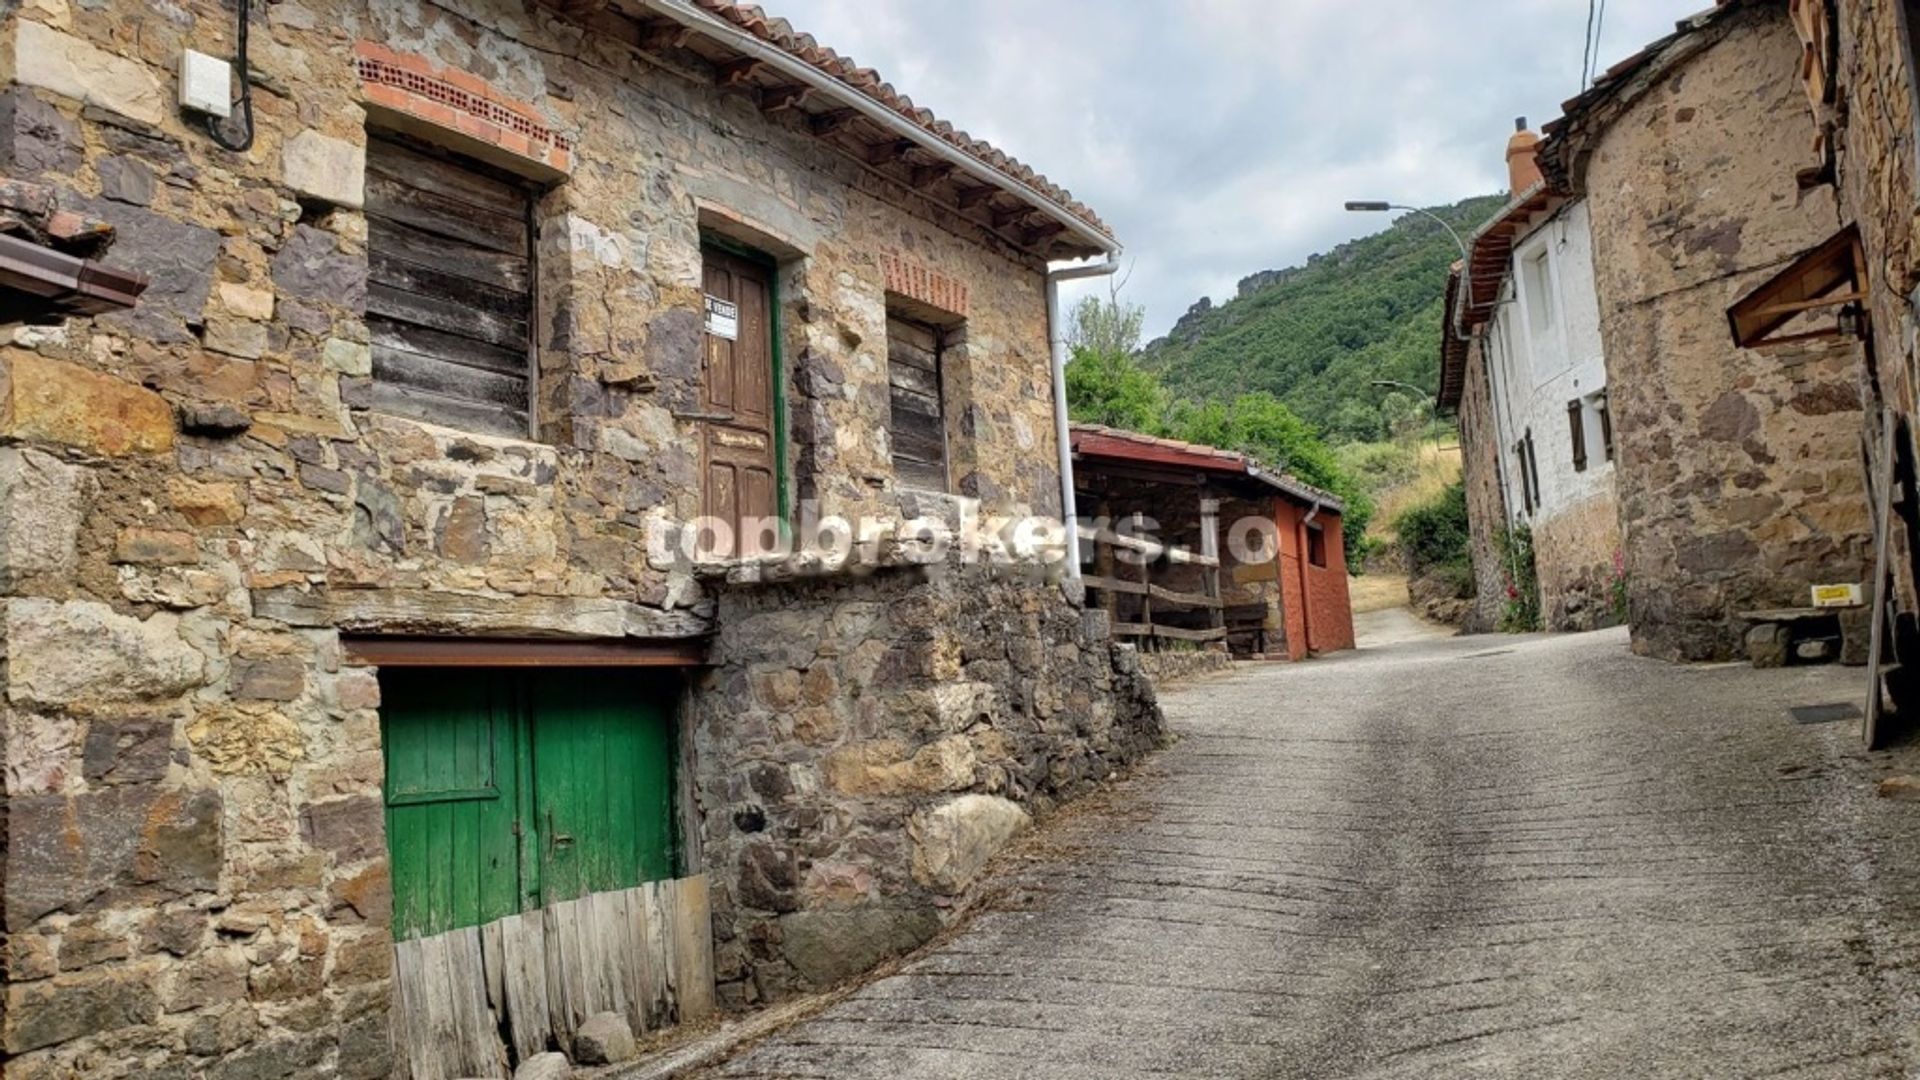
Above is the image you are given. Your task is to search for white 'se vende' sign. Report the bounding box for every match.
[705,295,739,341]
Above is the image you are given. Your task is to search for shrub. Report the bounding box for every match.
[1394,480,1470,574]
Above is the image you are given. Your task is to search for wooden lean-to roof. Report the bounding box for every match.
[546,0,1117,260]
[1070,424,1345,511]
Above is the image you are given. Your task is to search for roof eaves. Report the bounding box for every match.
[646,0,1118,254]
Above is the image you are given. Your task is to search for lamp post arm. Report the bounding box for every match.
[1389,204,1474,342]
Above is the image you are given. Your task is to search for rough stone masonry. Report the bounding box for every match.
[0,0,1163,1075]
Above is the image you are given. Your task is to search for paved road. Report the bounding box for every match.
[716,626,1920,1078]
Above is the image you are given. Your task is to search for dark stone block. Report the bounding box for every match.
[202,1033,334,1080]
[735,839,799,913]
[6,786,222,930]
[62,194,220,345]
[299,795,384,864]
[645,307,703,412]
[270,224,367,313]
[83,715,174,784]
[98,155,156,206]
[0,90,82,177]
[3,968,161,1054]
[352,480,404,555]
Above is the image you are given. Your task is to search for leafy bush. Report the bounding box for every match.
[1394,481,1470,574]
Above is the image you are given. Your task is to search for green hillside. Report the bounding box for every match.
[1141,193,1508,443]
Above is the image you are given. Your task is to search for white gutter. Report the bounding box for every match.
[638,0,1121,259]
[1047,259,1120,580]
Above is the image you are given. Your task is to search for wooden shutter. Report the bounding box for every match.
[1568,400,1588,472]
[887,314,949,491]
[365,135,536,438]
[1598,395,1615,460]
[1515,441,1534,515]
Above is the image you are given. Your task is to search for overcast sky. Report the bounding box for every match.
[773,0,1695,340]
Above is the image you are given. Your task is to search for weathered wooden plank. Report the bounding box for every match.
[543,900,579,1055]
[889,384,942,420]
[1148,624,1229,644]
[887,357,941,398]
[369,216,530,293]
[497,911,553,1065]
[886,316,940,355]
[672,874,716,1021]
[370,136,531,218]
[374,346,529,410]
[644,880,676,1025]
[372,380,529,440]
[629,883,660,1037]
[894,456,947,493]
[370,317,531,377]
[370,249,531,321]
[890,415,946,465]
[366,172,528,255]
[251,586,716,639]
[368,283,529,350]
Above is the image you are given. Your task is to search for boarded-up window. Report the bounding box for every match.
[366,135,536,439]
[1568,399,1588,472]
[887,313,950,491]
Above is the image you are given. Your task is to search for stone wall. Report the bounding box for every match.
[1532,490,1623,632]
[1582,5,1872,661]
[1138,646,1236,687]
[0,0,1108,1074]
[687,562,1162,1008]
[1830,0,1920,624]
[1455,337,1512,633]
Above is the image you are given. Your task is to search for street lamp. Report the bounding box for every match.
[1346,200,1472,341]
[1370,379,1429,398]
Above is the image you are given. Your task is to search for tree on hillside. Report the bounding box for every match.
[1069,291,1145,357]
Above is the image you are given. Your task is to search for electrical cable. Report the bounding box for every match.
[206,0,255,152]
[1580,0,1598,88]
[1590,0,1609,89]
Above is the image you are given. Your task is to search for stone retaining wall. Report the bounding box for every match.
[688,564,1164,1008]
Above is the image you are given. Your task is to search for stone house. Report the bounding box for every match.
[1436,270,1510,633]
[0,0,1165,1076]
[1069,423,1355,663]
[1532,0,1873,662]
[1780,0,1920,725]
[1439,122,1622,633]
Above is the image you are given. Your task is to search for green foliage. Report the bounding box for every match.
[1141,193,1507,443]
[1395,481,1469,573]
[1335,441,1422,495]
[1497,524,1541,633]
[1065,349,1168,434]
[1065,297,1376,561]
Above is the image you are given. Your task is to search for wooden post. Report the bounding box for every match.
[1269,497,1291,659]
[1200,492,1225,646]
[1096,498,1118,622]
[1135,511,1155,652]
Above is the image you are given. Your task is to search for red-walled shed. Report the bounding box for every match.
[1071,424,1357,661]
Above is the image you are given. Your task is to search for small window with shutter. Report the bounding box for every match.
[365,134,537,439]
[886,312,952,491]
[1596,393,1615,461]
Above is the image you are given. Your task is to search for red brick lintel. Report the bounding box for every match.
[882,254,969,320]
[353,41,574,180]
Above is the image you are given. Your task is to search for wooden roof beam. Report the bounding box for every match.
[808,107,859,136]
[761,84,813,114]
[1023,220,1067,247]
[638,18,694,52]
[955,184,998,209]
[911,161,955,189]
[717,57,765,87]
[865,138,915,166]
[991,205,1034,229]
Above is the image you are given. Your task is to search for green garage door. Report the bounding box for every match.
[381,669,678,940]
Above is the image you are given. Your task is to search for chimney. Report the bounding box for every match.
[1507,116,1543,194]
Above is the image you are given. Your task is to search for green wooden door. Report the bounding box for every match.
[381,668,677,940]
[532,673,677,904]
[381,671,524,939]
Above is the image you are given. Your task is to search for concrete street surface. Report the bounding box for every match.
[712,625,1920,1078]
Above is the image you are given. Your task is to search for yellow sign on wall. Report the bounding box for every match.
[1812,583,1864,608]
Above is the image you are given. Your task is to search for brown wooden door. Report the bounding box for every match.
[700,246,778,557]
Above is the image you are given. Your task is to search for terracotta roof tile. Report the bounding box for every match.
[688,1,1113,242]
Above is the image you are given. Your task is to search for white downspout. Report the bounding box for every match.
[1047,258,1120,580]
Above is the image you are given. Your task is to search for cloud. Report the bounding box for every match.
[772,0,1695,338]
